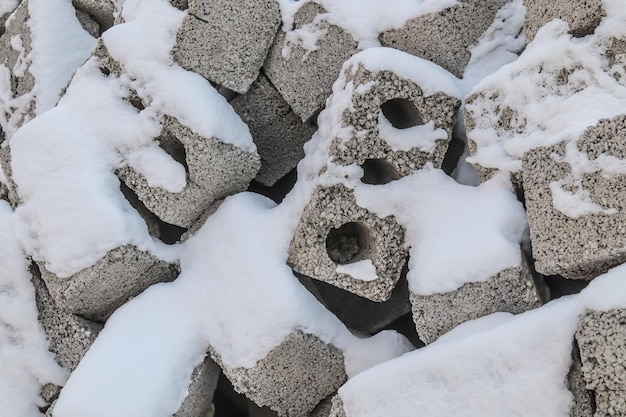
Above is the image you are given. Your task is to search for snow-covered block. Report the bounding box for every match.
[0,0,34,99]
[522,115,626,279]
[173,0,281,94]
[173,355,221,417]
[39,245,179,321]
[72,0,114,32]
[523,0,604,43]
[74,8,100,38]
[0,145,18,207]
[328,48,461,179]
[230,73,316,186]
[288,184,407,302]
[213,330,346,417]
[263,1,360,122]
[576,309,626,417]
[117,115,261,228]
[379,0,510,78]
[409,253,542,344]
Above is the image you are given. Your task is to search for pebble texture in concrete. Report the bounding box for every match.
[523,0,604,43]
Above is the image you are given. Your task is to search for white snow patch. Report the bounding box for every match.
[0,0,17,16]
[378,115,447,153]
[336,259,378,282]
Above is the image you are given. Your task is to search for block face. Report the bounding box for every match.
[230,73,316,186]
[214,331,347,417]
[40,245,179,321]
[379,0,510,78]
[118,116,261,228]
[0,0,34,98]
[72,0,115,30]
[174,355,221,417]
[409,256,541,344]
[523,0,604,42]
[174,0,281,94]
[263,2,360,121]
[576,309,626,417]
[288,184,407,302]
[523,116,626,280]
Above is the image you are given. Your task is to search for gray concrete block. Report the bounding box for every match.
[328,395,345,417]
[523,0,604,43]
[379,0,510,78]
[40,245,179,321]
[0,144,19,208]
[263,2,360,122]
[72,0,114,31]
[576,309,626,417]
[0,0,34,99]
[174,355,221,417]
[230,73,316,186]
[288,184,407,302]
[75,8,100,38]
[568,345,595,417]
[174,0,281,94]
[329,63,461,178]
[522,116,626,279]
[309,396,334,417]
[117,115,260,228]
[410,254,541,344]
[212,330,346,417]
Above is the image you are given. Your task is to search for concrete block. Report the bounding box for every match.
[409,254,542,344]
[174,0,281,94]
[0,144,19,208]
[568,345,595,417]
[379,0,510,78]
[212,330,346,417]
[39,245,179,321]
[230,73,316,186]
[288,184,407,302]
[329,61,461,178]
[309,396,334,417]
[263,2,360,121]
[117,115,261,228]
[72,0,114,31]
[522,116,626,279]
[328,395,345,417]
[576,309,626,417]
[0,0,34,99]
[75,8,100,38]
[523,0,604,43]
[174,355,221,417]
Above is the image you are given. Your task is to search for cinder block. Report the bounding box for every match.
[328,395,345,417]
[409,254,542,344]
[576,309,626,417]
[173,355,221,417]
[174,0,281,94]
[379,0,510,78]
[230,73,316,186]
[522,116,626,279]
[117,115,261,228]
[567,346,595,417]
[523,0,604,43]
[212,330,346,417]
[75,9,100,38]
[0,0,34,99]
[39,245,179,321]
[263,2,360,122]
[72,0,114,31]
[0,144,19,208]
[329,55,461,177]
[288,184,407,302]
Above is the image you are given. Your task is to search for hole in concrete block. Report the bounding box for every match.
[157,130,189,172]
[380,98,421,129]
[360,158,399,185]
[325,222,371,265]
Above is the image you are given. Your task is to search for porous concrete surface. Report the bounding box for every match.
[117,115,260,228]
[0,144,19,208]
[410,254,542,344]
[264,2,360,122]
[329,65,461,177]
[328,395,346,417]
[523,0,604,43]
[567,345,595,417]
[523,116,626,280]
[75,8,100,38]
[0,0,34,99]
[72,0,114,31]
[309,396,334,417]
[39,245,179,321]
[379,0,510,78]
[174,0,281,94]
[230,73,316,186]
[288,184,407,302]
[576,309,626,417]
[173,355,221,417]
[212,330,346,417]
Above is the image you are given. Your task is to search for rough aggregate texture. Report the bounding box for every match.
[576,309,626,417]
[568,345,595,417]
[410,255,542,344]
[0,0,34,99]
[263,2,360,122]
[523,0,604,42]
[380,0,511,78]
[75,8,100,38]
[0,145,19,208]
[174,355,221,417]
[174,0,281,94]
[72,0,114,32]
[289,184,407,302]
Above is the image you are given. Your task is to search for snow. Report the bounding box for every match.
[336,260,378,282]
[0,0,16,17]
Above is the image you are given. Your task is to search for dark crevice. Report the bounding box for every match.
[247,168,297,204]
[381,98,421,129]
[213,373,249,417]
[157,130,189,172]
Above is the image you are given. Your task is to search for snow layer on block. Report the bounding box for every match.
[0,201,67,417]
[334,263,626,417]
[53,193,413,417]
[0,0,18,16]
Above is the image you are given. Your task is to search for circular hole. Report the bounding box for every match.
[360,158,400,185]
[325,222,371,265]
[380,98,421,129]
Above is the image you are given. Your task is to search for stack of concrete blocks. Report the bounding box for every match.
[289,51,461,304]
[264,1,360,122]
[522,116,626,280]
[576,309,626,417]
[174,0,281,94]
[522,0,605,42]
[379,0,511,78]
